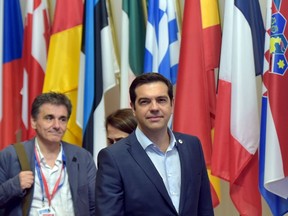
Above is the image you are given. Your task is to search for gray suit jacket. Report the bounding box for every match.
[0,138,96,216]
[96,131,214,216]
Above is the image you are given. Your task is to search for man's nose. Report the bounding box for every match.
[52,119,61,128]
[150,100,159,110]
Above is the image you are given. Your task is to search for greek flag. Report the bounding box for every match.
[144,0,179,84]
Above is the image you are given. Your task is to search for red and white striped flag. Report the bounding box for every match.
[211,0,265,215]
[22,0,50,140]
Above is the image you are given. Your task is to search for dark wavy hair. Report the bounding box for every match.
[129,72,173,107]
[31,92,72,119]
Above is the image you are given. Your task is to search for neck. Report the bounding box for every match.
[143,128,170,153]
[38,141,60,155]
[36,138,61,167]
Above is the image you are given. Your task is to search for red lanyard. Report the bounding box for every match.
[35,147,65,206]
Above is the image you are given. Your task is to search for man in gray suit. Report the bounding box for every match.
[96,73,214,216]
[0,92,96,216]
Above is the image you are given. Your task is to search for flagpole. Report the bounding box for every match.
[47,0,53,25]
[175,0,182,35]
[106,0,120,83]
[141,0,147,23]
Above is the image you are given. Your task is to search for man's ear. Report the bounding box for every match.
[171,98,175,114]
[130,102,136,114]
[31,117,37,129]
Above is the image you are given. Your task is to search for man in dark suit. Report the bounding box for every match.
[0,92,96,216]
[96,73,214,215]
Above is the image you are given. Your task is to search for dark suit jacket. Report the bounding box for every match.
[96,131,214,216]
[0,138,96,216]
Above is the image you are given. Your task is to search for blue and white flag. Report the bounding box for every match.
[144,0,179,84]
[79,0,116,161]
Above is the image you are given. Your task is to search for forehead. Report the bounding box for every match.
[38,103,68,116]
[135,82,168,98]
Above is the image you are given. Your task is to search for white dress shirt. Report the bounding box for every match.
[135,127,181,213]
[29,139,75,216]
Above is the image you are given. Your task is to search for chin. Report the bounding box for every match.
[148,125,165,131]
[48,136,62,142]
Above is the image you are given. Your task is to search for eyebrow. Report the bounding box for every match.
[44,114,68,119]
[138,95,168,100]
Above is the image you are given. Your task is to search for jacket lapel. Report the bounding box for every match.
[62,143,78,213]
[174,134,191,215]
[127,133,177,212]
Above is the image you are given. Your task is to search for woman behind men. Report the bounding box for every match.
[105,108,137,145]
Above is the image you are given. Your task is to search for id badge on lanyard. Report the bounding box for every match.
[37,206,56,216]
[34,146,66,210]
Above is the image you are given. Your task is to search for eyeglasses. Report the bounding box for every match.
[107,137,124,145]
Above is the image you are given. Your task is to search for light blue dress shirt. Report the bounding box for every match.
[135,127,181,213]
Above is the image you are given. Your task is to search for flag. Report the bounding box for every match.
[0,0,23,150]
[0,0,3,147]
[120,0,146,108]
[144,0,180,84]
[81,0,116,160]
[259,0,288,215]
[173,0,221,207]
[22,0,50,140]
[211,0,265,215]
[43,0,83,146]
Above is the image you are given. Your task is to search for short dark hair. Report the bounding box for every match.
[31,92,72,119]
[129,72,173,106]
[106,108,137,134]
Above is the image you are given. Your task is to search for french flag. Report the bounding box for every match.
[211,0,265,215]
[259,0,288,215]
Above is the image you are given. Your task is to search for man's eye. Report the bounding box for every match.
[158,98,167,103]
[139,100,149,105]
[45,116,53,120]
[60,117,68,122]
